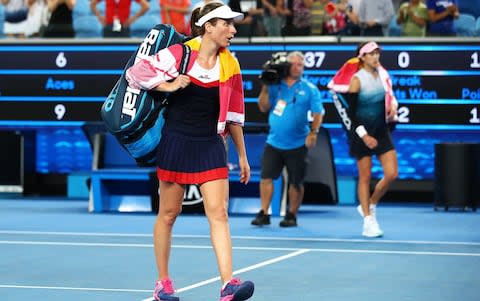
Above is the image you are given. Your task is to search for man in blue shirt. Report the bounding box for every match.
[251,51,325,227]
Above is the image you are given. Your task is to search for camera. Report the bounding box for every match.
[259,52,290,85]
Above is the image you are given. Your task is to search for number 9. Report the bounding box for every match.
[54,104,66,120]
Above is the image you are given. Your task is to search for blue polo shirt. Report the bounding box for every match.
[266,78,325,150]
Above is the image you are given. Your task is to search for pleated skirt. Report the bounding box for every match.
[156,131,228,184]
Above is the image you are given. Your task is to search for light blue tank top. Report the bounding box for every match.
[354,68,386,130]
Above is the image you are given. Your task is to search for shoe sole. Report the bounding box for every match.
[362,230,384,238]
[279,222,297,227]
[251,221,270,226]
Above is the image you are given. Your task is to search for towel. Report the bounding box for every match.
[327,57,398,122]
[185,37,245,135]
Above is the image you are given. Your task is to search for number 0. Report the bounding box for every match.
[398,52,410,69]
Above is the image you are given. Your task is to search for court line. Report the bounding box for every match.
[1,240,479,257]
[0,249,310,299]
[0,284,150,293]
[1,230,479,246]
[140,249,311,301]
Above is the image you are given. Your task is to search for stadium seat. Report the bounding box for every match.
[130,14,161,38]
[476,17,480,36]
[0,5,4,38]
[149,0,161,16]
[458,0,480,18]
[454,13,476,36]
[73,15,102,38]
[387,17,402,36]
[73,0,91,17]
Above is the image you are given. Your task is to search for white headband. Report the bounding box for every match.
[195,5,244,27]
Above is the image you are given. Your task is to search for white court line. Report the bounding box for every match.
[1,230,480,246]
[140,249,311,301]
[0,284,150,293]
[0,249,310,299]
[1,240,480,257]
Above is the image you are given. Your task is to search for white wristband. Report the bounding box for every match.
[355,125,368,138]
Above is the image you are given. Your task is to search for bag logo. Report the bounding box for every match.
[122,86,140,120]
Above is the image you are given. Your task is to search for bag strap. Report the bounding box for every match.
[178,44,191,75]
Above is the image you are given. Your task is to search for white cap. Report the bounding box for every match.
[195,5,244,27]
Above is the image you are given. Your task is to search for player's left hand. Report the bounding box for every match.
[238,156,250,185]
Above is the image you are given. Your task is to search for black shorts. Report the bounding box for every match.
[349,126,395,160]
[260,144,307,186]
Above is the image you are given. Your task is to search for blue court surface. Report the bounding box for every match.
[1,198,479,301]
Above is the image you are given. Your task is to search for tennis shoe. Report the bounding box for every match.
[154,278,179,301]
[357,204,377,219]
[220,278,254,301]
[362,215,383,238]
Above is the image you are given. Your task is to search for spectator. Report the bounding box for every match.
[426,0,459,36]
[251,51,325,228]
[261,0,282,36]
[25,0,49,37]
[337,0,361,36]
[42,0,75,38]
[396,0,428,37]
[358,0,394,36]
[280,0,313,36]
[160,0,191,35]
[90,0,150,38]
[323,1,347,35]
[310,0,329,36]
[228,0,265,37]
[2,0,31,38]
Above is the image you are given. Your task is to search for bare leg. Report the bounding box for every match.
[370,150,398,205]
[286,184,304,215]
[200,179,232,283]
[356,156,373,216]
[153,181,184,280]
[259,179,273,213]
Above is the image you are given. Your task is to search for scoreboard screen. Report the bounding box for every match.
[0,38,479,129]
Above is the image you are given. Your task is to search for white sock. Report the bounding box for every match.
[222,280,231,290]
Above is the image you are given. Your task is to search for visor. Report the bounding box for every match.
[358,41,381,57]
[195,5,244,27]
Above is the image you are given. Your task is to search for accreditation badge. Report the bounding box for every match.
[273,99,287,116]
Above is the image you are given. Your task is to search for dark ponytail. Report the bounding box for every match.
[189,1,225,37]
[190,7,202,37]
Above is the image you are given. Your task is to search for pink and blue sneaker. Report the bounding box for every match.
[153,278,179,301]
[220,278,254,301]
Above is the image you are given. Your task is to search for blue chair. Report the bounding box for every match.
[458,0,480,18]
[73,0,91,17]
[73,15,102,38]
[388,17,402,37]
[0,5,4,38]
[476,17,480,36]
[454,13,476,36]
[148,0,161,16]
[130,14,161,38]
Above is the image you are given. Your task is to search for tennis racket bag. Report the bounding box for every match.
[101,24,190,167]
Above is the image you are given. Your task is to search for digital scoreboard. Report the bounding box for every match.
[0,39,479,129]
